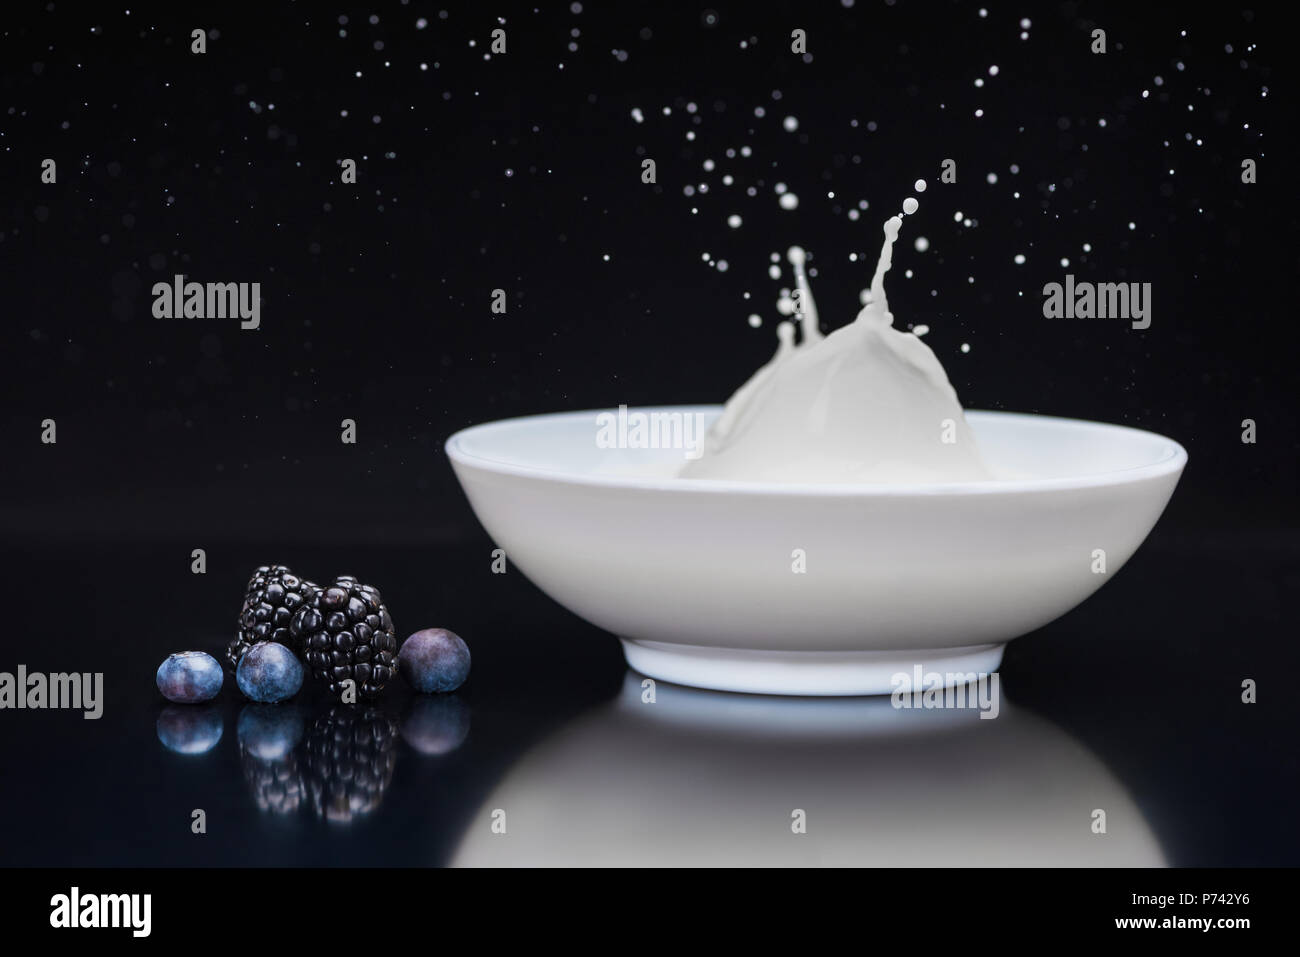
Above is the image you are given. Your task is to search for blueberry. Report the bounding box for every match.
[398,628,471,693]
[237,703,306,760]
[400,696,470,755]
[156,705,223,755]
[156,651,224,704]
[236,641,304,703]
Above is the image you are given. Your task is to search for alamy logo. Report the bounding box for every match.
[0,666,103,719]
[890,667,1000,719]
[152,275,261,329]
[595,405,708,459]
[50,887,151,937]
[1042,275,1151,329]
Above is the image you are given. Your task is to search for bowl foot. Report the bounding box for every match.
[620,639,1006,697]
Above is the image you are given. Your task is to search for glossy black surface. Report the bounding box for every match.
[0,532,1294,866]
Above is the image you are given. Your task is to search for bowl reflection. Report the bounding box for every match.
[451,673,1165,866]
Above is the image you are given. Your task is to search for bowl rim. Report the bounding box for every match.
[444,405,1188,497]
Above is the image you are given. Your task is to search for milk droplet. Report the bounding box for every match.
[1014,253,1026,264]
[913,236,930,252]
[783,116,799,132]
[902,197,919,215]
[913,179,927,192]
[960,343,971,353]
[779,193,799,210]
[986,172,998,184]
[912,324,930,337]
[630,107,644,123]
[748,314,762,328]
[727,214,742,228]
[787,246,806,265]
[768,264,781,279]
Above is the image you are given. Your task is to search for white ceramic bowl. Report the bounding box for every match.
[446,406,1186,695]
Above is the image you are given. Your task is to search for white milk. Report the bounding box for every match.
[680,204,991,484]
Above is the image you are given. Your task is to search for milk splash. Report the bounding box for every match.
[680,201,991,484]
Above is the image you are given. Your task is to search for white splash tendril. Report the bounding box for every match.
[785,246,822,344]
[863,215,904,326]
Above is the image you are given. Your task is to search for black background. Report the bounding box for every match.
[1,1,1296,867]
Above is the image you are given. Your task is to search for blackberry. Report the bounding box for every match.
[228,565,318,670]
[290,575,398,697]
[237,705,306,816]
[239,742,305,816]
[304,706,398,823]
